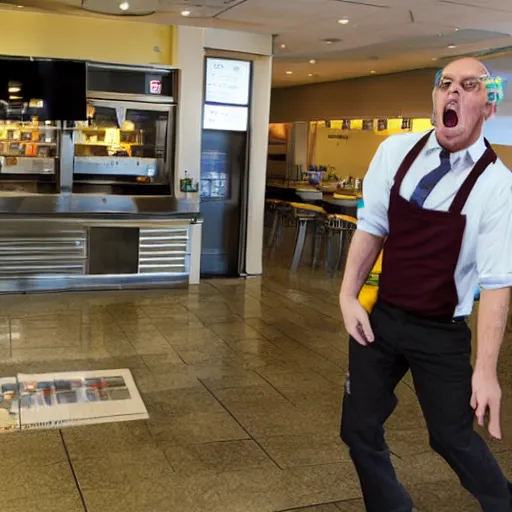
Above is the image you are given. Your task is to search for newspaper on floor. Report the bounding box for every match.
[0,369,148,432]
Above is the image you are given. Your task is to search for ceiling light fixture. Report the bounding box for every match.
[370,70,376,74]
[286,71,293,75]
[309,59,317,64]
[119,2,129,11]
[181,10,191,16]
[431,57,438,61]
[338,18,349,24]
[322,38,341,45]
[280,44,287,49]
[454,27,459,31]
[448,44,456,49]
[308,73,313,77]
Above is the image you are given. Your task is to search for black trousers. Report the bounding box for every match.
[341,300,511,512]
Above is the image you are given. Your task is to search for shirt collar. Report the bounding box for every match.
[425,130,486,165]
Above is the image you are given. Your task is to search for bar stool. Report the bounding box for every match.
[265,199,292,249]
[325,214,358,277]
[289,202,327,273]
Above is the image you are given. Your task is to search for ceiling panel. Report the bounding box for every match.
[6,0,512,86]
[438,0,512,13]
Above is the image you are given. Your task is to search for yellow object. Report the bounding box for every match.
[331,214,358,224]
[0,9,174,65]
[289,202,326,215]
[358,251,383,313]
[333,193,358,200]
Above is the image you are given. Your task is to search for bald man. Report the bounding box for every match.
[339,58,512,511]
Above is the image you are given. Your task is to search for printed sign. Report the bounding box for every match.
[149,80,162,95]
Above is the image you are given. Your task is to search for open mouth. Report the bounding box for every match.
[443,107,459,128]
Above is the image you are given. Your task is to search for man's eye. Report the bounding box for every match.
[463,80,478,90]
[439,80,451,90]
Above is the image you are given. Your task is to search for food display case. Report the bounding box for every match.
[73,97,174,195]
[0,119,59,193]
[71,63,176,196]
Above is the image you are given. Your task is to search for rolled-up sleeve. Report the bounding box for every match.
[357,140,391,237]
[477,179,512,289]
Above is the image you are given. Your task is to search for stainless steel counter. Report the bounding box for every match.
[0,194,200,219]
[0,194,201,294]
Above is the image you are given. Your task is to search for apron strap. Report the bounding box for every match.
[449,139,497,214]
[392,130,433,190]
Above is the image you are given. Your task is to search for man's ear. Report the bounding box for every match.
[484,103,495,121]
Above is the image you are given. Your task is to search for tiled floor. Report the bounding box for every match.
[0,260,510,511]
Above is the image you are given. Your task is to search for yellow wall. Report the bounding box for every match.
[494,145,512,169]
[0,10,174,66]
[311,121,512,178]
[311,119,433,178]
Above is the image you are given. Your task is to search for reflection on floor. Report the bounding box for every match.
[0,263,510,511]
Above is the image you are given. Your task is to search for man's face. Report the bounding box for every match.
[433,58,492,151]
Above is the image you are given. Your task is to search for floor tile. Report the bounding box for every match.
[256,433,349,469]
[71,447,174,491]
[164,439,276,475]
[2,494,84,512]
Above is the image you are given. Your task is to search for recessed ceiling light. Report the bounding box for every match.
[308,73,313,77]
[431,57,438,61]
[322,38,342,45]
[286,71,293,75]
[370,70,376,74]
[338,18,349,24]
[280,44,287,49]
[17,4,24,7]
[119,1,129,10]
[454,27,459,31]
[181,10,191,16]
[309,59,317,64]
[448,44,456,49]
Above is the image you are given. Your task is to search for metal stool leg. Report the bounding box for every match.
[325,228,337,277]
[291,219,308,273]
[267,209,280,247]
[334,229,345,273]
[311,220,324,270]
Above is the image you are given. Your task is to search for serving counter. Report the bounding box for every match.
[0,194,200,293]
[0,58,205,294]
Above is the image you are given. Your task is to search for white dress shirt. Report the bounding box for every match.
[358,130,512,317]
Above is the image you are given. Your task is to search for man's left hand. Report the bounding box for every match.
[470,369,502,440]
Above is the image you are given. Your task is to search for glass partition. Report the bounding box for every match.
[73,100,173,188]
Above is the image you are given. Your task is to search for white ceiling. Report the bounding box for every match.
[3,0,512,87]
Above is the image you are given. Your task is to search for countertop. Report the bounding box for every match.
[0,194,201,220]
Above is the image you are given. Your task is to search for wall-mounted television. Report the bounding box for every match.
[0,58,87,121]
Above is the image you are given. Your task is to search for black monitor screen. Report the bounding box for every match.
[0,59,87,121]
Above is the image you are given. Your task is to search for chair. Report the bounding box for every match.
[289,202,327,272]
[325,214,358,277]
[265,199,292,249]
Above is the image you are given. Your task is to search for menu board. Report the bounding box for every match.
[203,104,248,132]
[205,58,251,106]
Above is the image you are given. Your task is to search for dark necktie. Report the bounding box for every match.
[410,149,451,207]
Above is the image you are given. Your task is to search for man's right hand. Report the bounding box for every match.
[340,296,375,346]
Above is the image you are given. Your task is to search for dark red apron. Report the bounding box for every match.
[378,130,496,320]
